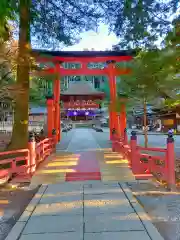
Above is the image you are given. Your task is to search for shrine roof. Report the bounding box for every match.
[61,81,105,96]
[32,49,136,58]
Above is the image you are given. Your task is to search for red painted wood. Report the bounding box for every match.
[137,146,167,152]
[53,66,61,143]
[120,103,127,137]
[66,172,101,181]
[46,98,54,138]
[108,63,118,140]
[0,137,55,184]
[37,55,133,63]
[37,67,131,76]
[58,71,61,142]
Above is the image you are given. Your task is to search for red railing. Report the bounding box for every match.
[35,137,55,166]
[0,135,56,182]
[112,135,131,168]
[134,146,167,180]
[0,149,30,175]
[112,131,176,189]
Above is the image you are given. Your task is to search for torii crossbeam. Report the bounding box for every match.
[32,50,135,142]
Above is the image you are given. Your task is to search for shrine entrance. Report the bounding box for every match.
[33,50,134,144]
[61,81,105,122]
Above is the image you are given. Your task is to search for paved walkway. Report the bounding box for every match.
[6,129,163,240]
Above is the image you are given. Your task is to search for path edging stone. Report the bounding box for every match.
[120,182,164,240]
[5,184,48,240]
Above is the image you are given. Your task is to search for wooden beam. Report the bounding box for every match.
[36,55,133,63]
[34,67,131,77]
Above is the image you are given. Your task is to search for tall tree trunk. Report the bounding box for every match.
[143,99,148,148]
[7,0,31,150]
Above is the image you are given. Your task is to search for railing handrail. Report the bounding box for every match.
[139,153,166,159]
[0,148,29,156]
[112,132,175,188]
[0,136,55,182]
[137,146,167,153]
[0,155,29,164]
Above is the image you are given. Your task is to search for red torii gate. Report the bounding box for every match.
[32,50,134,143]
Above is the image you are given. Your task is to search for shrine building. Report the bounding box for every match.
[61,81,105,121]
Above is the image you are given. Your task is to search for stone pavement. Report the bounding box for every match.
[29,129,135,185]
[5,129,164,239]
[6,181,163,240]
[29,149,135,185]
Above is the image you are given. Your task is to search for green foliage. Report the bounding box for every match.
[29,76,53,105]
[99,77,110,100]
[165,16,180,47]
[30,0,103,47]
[114,15,180,114]
[164,95,180,108]
[1,1,104,48]
[109,0,179,48]
[0,0,16,41]
[117,49,180,108]
[29,88,46,105]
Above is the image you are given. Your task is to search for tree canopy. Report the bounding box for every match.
[116,13,180,107]
[1,0,103,48]
[109,0,179,48]
[0,0,179,149]
[118,50,179,102]
[1,0,108,150]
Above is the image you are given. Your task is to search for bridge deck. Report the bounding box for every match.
[30,129,134,185]
[6,129,163,240]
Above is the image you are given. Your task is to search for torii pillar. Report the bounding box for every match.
[46,95,54,138]
[107,60,119,140]
[119,97,127,139]
[53,63,61,143]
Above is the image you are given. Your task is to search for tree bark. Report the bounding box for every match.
[7,0,31,150]
[143,99,148,148]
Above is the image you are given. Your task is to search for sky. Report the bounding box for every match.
[62,9,179,51]
[63,24,119,51]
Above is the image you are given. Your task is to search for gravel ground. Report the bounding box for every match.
[0,183,39,240]
[128,182,180,240]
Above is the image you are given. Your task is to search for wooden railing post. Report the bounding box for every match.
[112,128,117,152]
[167,133,176,190]
[42,139,44,158]
[112,128,116,140]
[52,129,56,152]
[130,131,138,175]
[28,132,36,175]
[124,128,128,145]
